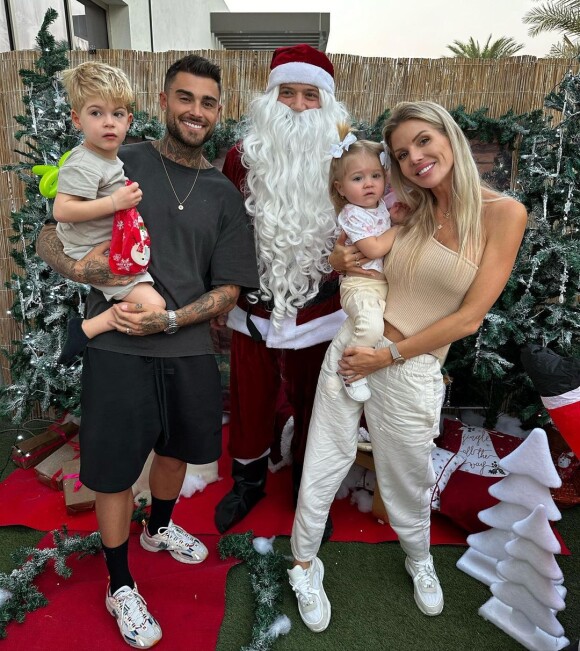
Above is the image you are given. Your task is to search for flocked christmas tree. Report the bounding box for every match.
[446,69,580,425]
[1,8,85,422]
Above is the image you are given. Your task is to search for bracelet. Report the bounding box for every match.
[110,195,116,212]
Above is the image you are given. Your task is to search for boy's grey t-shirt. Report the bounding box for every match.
[55,144,126,252]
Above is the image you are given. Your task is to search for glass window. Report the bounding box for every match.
[70,0,108,50]
[70,0,89,50]
[0,2,11,52]
[9,0,68,51]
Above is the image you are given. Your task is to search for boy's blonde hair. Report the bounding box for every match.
[329,123,384,214]
[61,61,134,112]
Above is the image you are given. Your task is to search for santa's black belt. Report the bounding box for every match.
[241,275,340,343]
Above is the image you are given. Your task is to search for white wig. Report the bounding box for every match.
[242,87,350,329]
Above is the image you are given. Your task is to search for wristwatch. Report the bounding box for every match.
[389,342,406,365]
[164,310,180,335]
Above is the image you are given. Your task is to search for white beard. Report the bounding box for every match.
[242,89,350,329]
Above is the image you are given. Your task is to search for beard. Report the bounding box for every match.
[242,90,349,329]
[165,112,215,149]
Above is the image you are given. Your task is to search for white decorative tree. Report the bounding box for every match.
[456,427,569,650]
[480,505,569,650]
[457,427,560,584]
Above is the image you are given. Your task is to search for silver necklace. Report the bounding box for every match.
[159,151,201,211]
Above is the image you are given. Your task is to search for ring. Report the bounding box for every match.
[126,327,132,335]
[355,260,360,267]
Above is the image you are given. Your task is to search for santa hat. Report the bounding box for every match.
[266,44,335,95]
[521,344,580,458]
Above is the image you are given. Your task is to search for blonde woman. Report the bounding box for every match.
[287,101,527,632]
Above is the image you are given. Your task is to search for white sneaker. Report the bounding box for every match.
[343,377,371,402]
[288,557,331,632]
[405,555,444,616]
[140,520,208,564]
[105,583,162,648]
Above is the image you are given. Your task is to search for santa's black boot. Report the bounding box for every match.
[214,457,268,533]
[292,461,333,543]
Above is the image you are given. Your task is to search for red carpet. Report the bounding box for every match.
[0,425,470,545]
[2,532,234,651]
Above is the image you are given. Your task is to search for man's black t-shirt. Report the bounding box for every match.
[87,141,258,357]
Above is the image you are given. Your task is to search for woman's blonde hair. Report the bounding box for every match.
[61,61,134,113]
[382,101,488,276]
[329,123,384,214]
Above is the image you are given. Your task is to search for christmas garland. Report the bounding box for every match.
[0,526,102,638]
[218,532,291,651]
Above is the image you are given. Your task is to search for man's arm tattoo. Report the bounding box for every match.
[36,224,80,281]
[37,223,129,286]
[178,285,239,325]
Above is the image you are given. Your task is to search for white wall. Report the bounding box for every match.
[107,0,229,52]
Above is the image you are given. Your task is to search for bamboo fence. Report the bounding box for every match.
[1,49,579,387]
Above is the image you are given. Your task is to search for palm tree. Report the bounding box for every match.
[446,35,525,58]
[523,0,580,58]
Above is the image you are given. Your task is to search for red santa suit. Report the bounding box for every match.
[222,145,346,463]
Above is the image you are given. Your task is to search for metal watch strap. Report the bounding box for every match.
[164,310,179,334]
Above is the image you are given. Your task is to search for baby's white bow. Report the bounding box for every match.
[330,132,357,158]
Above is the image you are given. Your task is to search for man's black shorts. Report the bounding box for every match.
[79,348,222,493]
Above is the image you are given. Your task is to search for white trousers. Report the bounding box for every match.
[291,319,444,562]
[340,276,388,347]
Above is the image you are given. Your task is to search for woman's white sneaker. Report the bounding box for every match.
[287,557,331,632]
[405,555,444,616]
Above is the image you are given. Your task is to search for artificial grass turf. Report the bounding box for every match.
[218,521,579,650]
[0,423,578,650]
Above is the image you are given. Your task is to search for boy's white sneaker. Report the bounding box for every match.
[288,557,331,632]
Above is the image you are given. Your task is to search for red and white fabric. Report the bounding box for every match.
[109,180,151,276]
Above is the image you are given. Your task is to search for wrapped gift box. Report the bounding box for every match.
[34,435,80,490]
[62,459,95,513]
[11,421,79,470]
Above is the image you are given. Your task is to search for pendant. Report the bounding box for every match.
[437,223,443,230]
[178,204,184,211]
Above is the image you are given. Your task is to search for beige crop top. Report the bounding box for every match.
[383,235,479,364]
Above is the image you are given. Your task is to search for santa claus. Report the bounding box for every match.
[215,44,350,533]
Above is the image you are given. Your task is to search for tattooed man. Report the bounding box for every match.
[36,54,258,648]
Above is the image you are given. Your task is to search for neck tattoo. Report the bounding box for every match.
[158,151,201,210]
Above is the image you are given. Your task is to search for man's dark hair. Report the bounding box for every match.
[164,55,222,95]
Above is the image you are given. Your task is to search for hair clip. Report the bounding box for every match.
[330,132,357,158]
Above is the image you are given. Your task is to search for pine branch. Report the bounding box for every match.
[0,527,101,638]
[218,533,290,650]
